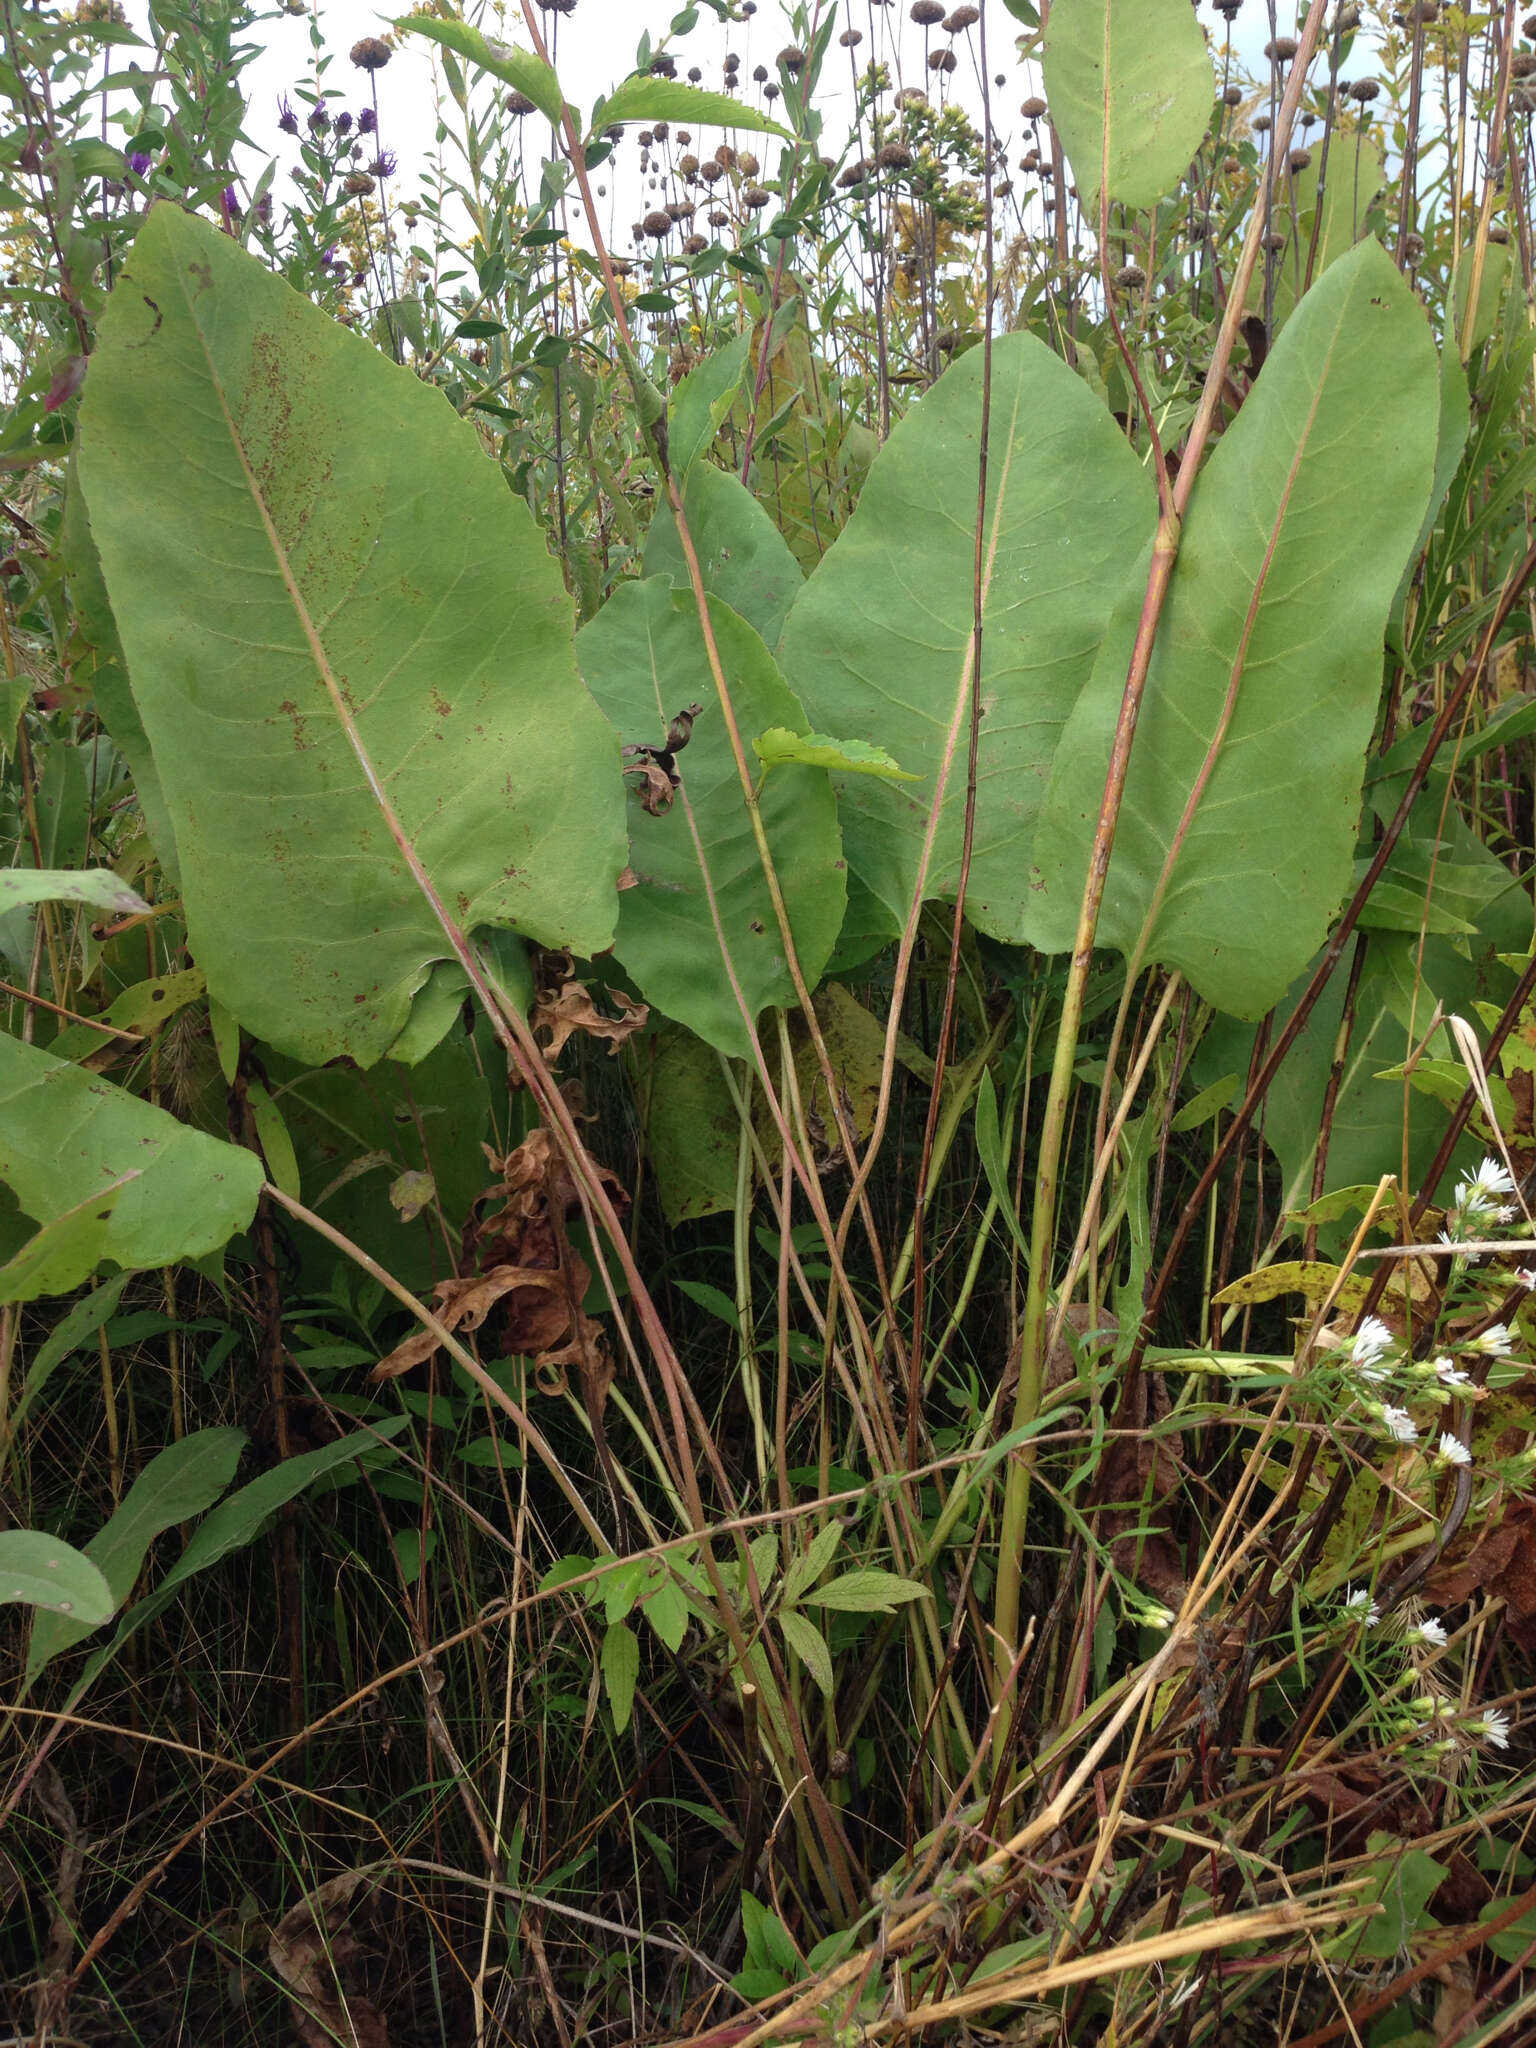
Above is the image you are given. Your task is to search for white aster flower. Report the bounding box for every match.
[1463,1157,1517,1205]
[1349,1315,1394,1368]
[1379,1403,1419,1444]
[1477,1706,1513,1750]
[1342,1586,1380,1628]
[1517,1269,1536,1291]
[1437,1432,1471,1468]
[1414,1617,1449,1648]
[1472,1323,1514,1357]
[1435,1355,1473,1390]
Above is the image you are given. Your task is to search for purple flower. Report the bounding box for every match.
[255,192,272,224]
[128,149,151,177]
[358,106,377,135]
[371,150,397,179]
[278,96,299,136]
[220,185,243,226]
[321,242,338,265]
[334,110,353,138]
[308,98,329,134]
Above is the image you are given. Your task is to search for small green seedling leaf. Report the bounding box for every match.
[753,727,919,781]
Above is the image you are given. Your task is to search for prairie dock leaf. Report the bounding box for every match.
[77,205,625,1067]
[1031,242,1440,1018]
[578,582,843,1058]
[1042,0,1214,214]
[778,334,1154,942]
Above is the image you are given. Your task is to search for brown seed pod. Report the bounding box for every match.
[1512,49,1536,76]
[838,160,869,187]
[928,48,957,70]
[652,120,669,140]
[708,207,729,227]
[505,91,537,116]
[715,143,737,167]
[1252,111,1272,131]
[679,153,699,176]
[945,4,980,27]
[1021,94,1047,118]
[778,44,806,71]
[1488,220,1512,243]
[683,234,707,254]
[1265,35,1298,60]
[1348,77,1380,101]
[349,34,391,69]
[1114,262,1146,290]
[699,159,723,181]
[839,26,862,43]
[742,185,771,210]
[642,210,672,237]
[1289,146,1312,170]
[910,0,945,21]
[877,141,913,170]
[1223,83,1243,105]
[342,172,375,196]
[738,152,760,176]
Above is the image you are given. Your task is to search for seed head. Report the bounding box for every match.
[742,185,771,210]
[1266,35,1298,60]
[342,172,375,196]
[1114,262,1146,290]
[929,48,957,71]
[1512,49,1536,76]
[1021,94,1047,119]
[840,27,863,44]
[1289,146,1312,170]
[945,4,981,27]
[878,141,913,170]
[683,233,707,254]
[1348,77,1381,102]
[911,0,946,22]
[738,152,760,176]
[349,36,392,71]
[1223,84,1243,105]
[642,209,672,237]
[778,44,806,72]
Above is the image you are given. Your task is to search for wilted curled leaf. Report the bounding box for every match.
[533,971,648,1064]
[388,1169,435,1224]
[268,1869,388,2048]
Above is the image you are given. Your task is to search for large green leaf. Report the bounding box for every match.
[28,1425,245,1672]
[642,460,804,653]
[578,582,844,1058]
[0,1033,263,1302]
[1042,0,1213,213]
[643,1022,740,1224]
[777,334,1155,942]
[77,204,626,1067]
[60,471,181,883]
[0,1531,114,1624]
[1030,242,1440,1018]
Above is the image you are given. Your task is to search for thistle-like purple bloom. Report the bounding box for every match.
[371,150,397,179]
[358,106,377,135]
[128,149,151,177]
[335,110,353,138]
[278,96,299,136]
[220,185,243,226]
[308,98,329,133]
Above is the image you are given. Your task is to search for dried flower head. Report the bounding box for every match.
[350,36,392,71]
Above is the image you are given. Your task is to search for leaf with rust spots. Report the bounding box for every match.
[78,205,626,1067]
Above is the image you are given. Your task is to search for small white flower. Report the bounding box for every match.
[1517,1268,1536,1291]
[1379,1403,1419,1444]
[1350,1315,1394,1368]
[1499,1204,1519,1224]
[1342,1586,1380,1628]
[1466,1157,1516,1204]
[1437,1432,1472,1468]
[1414,1617,1449,1648]
[1473,1323,1514,1357]
[1436,1355,1473,1390]
[1477,1706,1513,1750]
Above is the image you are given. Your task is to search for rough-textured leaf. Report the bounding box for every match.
[642,460,804,652]
[1042,0,1213,213]
[779,1607,834,1697]
[602,1617,640,1733]
[0,1032,263,1302]
[59,471,180,883]
[395,16,563,126]
[668,333,750,483]
[807,1568,931,1613]
[78,204,626,1067]
[597,76,792,142]
[29,1426,245,1671]
[779,334,1154,941]
[753,728,918,782]
[1031,243,1439,1017]
[0,1531,114,1624]
[578,581,844,1057]
[0,868,148,918]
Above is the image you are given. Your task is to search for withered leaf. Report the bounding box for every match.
[533,975,648,1064]
[268,1870,389,2048]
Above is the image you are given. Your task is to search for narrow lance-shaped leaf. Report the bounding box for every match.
[0,869,148,917]
[78,204,626,1068]
[578,582,845,1059]
[1030,241,1440,1018]
[0,1532,113,1624]
[1042,0,1214,213]
[0,1032,264,1303]
[778,333,1155,943]
[594,76,794,142]
[394,16,563,127]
